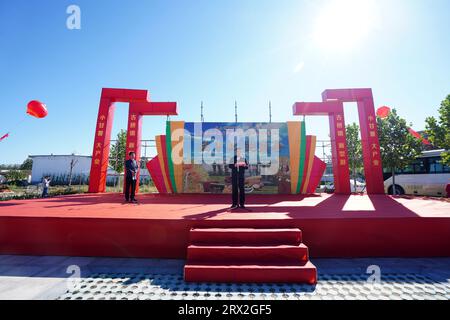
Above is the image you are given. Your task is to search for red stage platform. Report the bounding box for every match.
[1,193,449,258]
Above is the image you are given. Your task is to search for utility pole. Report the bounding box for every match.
[235,100,238,123]
[269,101,272,123]
[322,141,326,162]
[68,154,78,187]
[201,101,204,122]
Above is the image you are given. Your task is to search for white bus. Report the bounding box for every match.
[384,149,450,197]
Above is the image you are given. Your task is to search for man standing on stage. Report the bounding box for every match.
[125,151,139,203]
[228,149,248,209]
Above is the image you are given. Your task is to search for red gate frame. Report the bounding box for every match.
[88,88,177,193]
[293,88,384,195]
[293,101,351,194]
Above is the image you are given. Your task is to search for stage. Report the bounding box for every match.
[0,193,449,258]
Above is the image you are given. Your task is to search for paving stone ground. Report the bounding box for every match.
[0,255,448,300]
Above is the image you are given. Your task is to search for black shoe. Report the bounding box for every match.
[230,205,238,210]
[131,199,138,203]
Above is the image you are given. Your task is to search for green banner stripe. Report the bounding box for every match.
[165,121,177,193]
[296,121,306,194]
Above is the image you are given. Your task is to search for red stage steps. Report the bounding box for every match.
[184,228,317,284]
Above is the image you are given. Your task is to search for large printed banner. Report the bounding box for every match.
[146,121,326,194]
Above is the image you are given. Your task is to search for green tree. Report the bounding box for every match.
[346,123,363,191]
[6,170,27,184]
[20,158,33,170]
[109,129,127,173]
[425,94,450,166]
[377,109,422,195]
[0,164,20,170]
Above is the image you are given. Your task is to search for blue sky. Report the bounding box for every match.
[1,0,449,164]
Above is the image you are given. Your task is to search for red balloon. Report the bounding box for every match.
[27,100,48,118]
[376,106,391,119]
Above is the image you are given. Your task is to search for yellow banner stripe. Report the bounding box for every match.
[170,121,185,193]
[287,121,301,194]
[302,136,317,194]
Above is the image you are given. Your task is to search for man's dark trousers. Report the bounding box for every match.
[232,174,245,207]
[124,158,138,202]
[125,177,136,202]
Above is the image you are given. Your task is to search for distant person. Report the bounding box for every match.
[41,176,51,198]
[125,151,139,203]
[228,149,248,209]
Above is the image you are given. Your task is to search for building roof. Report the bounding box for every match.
[420,149,447,157]
[29,155,92,158]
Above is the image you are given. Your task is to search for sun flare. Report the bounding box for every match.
[312,0,379,52]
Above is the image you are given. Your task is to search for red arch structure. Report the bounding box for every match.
[88,88,177,193]
[293,100,351,194]
[293,88,384,195]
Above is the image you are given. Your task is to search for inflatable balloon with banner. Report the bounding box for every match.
[0,100,48,142]
[26,100,48,118]
[376,106,431,145]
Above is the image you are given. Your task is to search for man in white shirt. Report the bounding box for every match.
[41,176,51,198]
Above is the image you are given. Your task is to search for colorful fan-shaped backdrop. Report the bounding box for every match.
[146,121,326,194]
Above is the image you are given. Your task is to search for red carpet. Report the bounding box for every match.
[0,193,449,258]
[184,227,317,284]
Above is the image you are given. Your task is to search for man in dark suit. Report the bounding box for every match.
[125,151,139,203]
[228,150,248,209]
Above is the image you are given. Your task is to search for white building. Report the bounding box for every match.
[29,154,150,184]
[29,155,92,184]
